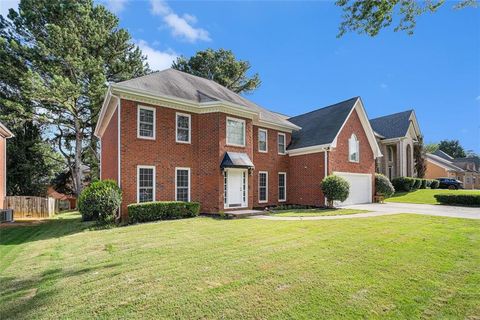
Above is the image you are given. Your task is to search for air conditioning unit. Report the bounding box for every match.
[0,209,14,223]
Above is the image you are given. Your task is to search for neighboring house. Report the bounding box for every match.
[47,186,77,210]
[0,122,14,209]
[425,150,480,189]
[94,69,381,219]
[370,110,421,180]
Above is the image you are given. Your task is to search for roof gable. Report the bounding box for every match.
[369,110,414,139]
[427,153,464,172]
[433,149,454,161]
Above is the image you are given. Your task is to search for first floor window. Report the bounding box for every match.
[176,113,191,143]
[278,172,286,201]
[138,166,155,202]
[259,171,268,203]
[138,106,155,139]
[278,133,286,154]
[176,168,190,202]
[388,165,393,180]
[227,117,245,146]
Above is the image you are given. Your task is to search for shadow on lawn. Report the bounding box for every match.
[0,263,121,319]
[0,214,92,246]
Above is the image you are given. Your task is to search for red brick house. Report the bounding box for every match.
[0,122,14,209]
[94,69,382,219]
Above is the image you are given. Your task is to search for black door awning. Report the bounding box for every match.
[220,152,254,169]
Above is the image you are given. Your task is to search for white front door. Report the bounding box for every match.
[225,169,247,208]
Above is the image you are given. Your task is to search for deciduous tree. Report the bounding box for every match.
[438,139,466,158]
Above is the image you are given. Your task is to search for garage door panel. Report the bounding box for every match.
[333,172,372,206]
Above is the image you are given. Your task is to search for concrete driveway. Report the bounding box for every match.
[341,202,480,220]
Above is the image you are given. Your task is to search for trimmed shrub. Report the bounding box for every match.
[434,194,480,206]
[412,178,422,190]
[375,174,395,198]
[391,177,415,192]
[430,179,440,189]
[425,179,432,188]
[78,180,122,223]
[321,175,350,207]
[128,201,200,224]
[419,179,427,189]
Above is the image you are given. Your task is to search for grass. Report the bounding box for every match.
[271,208,369,217]
[386,189,480,205]
[1,212,479,319]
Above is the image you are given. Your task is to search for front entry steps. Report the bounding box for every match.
[224,209,264,219]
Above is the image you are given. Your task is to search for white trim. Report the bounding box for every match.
[117,99,121,187]
[288,144,331,156]
[226,116,246,147]
[136,165,156,203]
[258,171,268,203]
[137,105,156,140]
[278,172,287,202]
[258,128,268,153]
[175,167,191,202]
[324,150,328,206]
[175,112,191,144]
[0,122,13,138]
[277,133,286,155]
[3,136,6,201]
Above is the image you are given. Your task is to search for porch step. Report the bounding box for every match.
[224,210,265,219]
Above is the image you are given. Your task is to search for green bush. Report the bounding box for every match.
[391,177,415,192]
[430,180,440,189]
[375,174,395,198]
[425,179,432,188]
[321,175,350,207]
[420,179,428,189]
[412,178,422,190]
[128,201,200,224]
[78,180,122,223]
[434,194,480,206]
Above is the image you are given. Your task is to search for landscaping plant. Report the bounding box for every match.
[128,201,200,223]
[413,178,422,190]
[391,177,415,192]
[434,194,480,206]
[78,180,122,223]
[430,179,440,189]
[375,174,395,198]
[321,175,350,207]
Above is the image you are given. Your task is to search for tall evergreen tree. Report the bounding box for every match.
[1,0,149,196]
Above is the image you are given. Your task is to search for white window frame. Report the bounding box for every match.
[258,171,268,203]
[348,134,360,163]
[137,165,156,203]
[137,105,156,140]
[175,167,191,202]
[278,133,286,155]
[226,117,246,147]
[258,128,268,153]
[278,172,287,202]
[176,112,191,144]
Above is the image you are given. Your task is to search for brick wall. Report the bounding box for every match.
[100,108,118,182]
[0,136,5,209]
[288,151,326,206]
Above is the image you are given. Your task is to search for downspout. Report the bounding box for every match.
[324,148,329,206]
[112,93,121,220]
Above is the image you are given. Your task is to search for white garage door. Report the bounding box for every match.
[333,172,372,206]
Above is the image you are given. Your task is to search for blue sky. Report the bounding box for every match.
[2,0,479,152]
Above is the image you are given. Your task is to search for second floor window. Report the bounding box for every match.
[278,133,286,154]
[176,113,191,143]
[258,129,268,152]
[138,106,155,139]
[349,134,359,162]
[227,117,245,146]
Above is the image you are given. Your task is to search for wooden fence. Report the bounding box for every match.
[5,196,56,219]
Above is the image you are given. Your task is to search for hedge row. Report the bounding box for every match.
[391,177,439,192]
[434,194,480,206]
[128,201,200,223]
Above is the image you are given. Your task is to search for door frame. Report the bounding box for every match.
[224,168,248,209]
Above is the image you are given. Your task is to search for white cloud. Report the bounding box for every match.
[380,83,388,89]
[103,0,129,14]
[150,0,211,42]
[136,39,178,71]
[0,0,19,17]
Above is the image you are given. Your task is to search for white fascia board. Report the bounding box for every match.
[0,122,14,138]
[287,144,330,156]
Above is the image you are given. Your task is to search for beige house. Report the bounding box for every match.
[370,110,421,180]
[0,122,14,209]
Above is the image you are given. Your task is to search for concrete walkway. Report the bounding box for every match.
[249,203,480,221]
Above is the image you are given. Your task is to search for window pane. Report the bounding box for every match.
[139,168,153,187]
[259,130,267,151]
[138,167,154,203]
[177,128,189,142]
[259,173,267,201]
[227,119,245,145]
[176,169,189,202]
[279,174,286,200]
[139,108,154,137]
[278,134,285,153]
[177,115,189,129]
[140,109,153,123]
[139,188,153,203]
[177,115,190,142]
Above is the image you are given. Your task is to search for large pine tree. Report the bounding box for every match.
[1,0,149,196]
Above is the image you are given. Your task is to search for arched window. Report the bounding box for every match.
[348,134,359,162]
[388,146,393,162]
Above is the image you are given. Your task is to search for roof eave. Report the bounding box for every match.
[0,122,14,138]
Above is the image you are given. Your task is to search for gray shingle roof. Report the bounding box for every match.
[369,110,413,139]
[427,153,464,172]
[433,149,454,161]
[114,69,298,130]
[287,97,359,150]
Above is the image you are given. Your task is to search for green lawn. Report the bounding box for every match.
[386,189,480,205]
[272,208,368,217]
[1,212,479,319]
